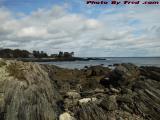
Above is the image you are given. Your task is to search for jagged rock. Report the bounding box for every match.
[109,63,140,87]
[133,79,160,120]
[140,66,160,81]
[0,59,61,120]
[75,103,108,120]
[114,110,144,120]
[100,95,118,111]
[59,112,76,120]
[117,94,133,104]
[123,104,133,113]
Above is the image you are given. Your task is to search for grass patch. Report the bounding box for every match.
[6,63,26,80]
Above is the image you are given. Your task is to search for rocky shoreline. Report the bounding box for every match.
[0,59,160,120]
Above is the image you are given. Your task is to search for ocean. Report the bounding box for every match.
[39,57,160,69]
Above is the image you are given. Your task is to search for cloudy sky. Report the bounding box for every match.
[0,0,160,57]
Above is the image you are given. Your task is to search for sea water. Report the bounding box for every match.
[39,57,160,69]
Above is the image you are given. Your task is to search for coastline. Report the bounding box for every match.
[0,59,160,120]
[3,57,106,62]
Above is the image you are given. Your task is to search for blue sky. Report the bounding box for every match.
[0,0,160,57]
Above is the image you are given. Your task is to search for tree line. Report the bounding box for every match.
[0,49,74,58]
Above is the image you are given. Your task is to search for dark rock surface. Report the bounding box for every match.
[140,66,160,81]
[0,59,160,120]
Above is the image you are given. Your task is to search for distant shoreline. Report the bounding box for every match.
[2,57,160,62]
[4,57,106,62]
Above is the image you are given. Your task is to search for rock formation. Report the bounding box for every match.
[0,59,160,120]
[0,59,61,120]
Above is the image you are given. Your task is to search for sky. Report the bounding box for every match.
[0,0,160,57]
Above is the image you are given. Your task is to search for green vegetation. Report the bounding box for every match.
[0,49,30,58]
[0,48,74,59]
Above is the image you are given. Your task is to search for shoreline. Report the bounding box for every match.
[3,57,106,62]
[0,59,160,120]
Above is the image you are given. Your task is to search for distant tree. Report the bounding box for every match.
[33,51,40,58]
[0,49,30,58]
[71,52,74,57]
[50,54,58,58]
[0,48,74,59]
[64,52,72,58]
[13,49,30,58]
[0,49,13,58]
[58,51,63,58]
[40,51,48,58]
[32,50,48,58]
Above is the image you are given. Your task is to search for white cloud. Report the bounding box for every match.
[0,4,160,57]
[17,27,48,38]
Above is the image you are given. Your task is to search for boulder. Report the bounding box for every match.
[110,63,140,87]
[59,112,76,120]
